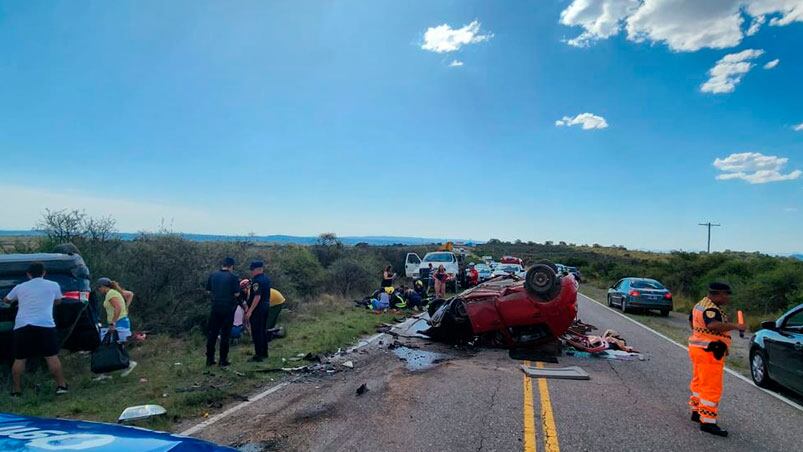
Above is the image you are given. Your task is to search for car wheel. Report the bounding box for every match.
[607,295,613,307]
[660,309,670,317]
[525,263,560,300]
[750,348,771,388]
[621,299,628,313]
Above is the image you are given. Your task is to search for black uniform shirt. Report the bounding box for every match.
[249,273,272,311]
[206,269,240,310]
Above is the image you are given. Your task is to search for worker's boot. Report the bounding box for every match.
[690,411,700,423]
[700,423,728,437]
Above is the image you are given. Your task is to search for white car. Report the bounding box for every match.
[405,251,460,281]
[491,263,526,278]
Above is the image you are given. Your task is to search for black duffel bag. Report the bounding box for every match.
[91,330,130,374]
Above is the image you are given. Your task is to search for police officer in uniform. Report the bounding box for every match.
[245,261,272,362]
[205,257,240,367]
[687,282,745,437]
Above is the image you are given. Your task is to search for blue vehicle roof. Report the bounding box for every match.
[0,413,233,451]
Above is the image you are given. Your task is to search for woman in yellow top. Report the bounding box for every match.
[96,277,134,342]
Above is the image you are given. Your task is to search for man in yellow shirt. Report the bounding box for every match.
[267,288,285,340]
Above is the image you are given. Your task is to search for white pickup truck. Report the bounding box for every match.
[404,251,460,281]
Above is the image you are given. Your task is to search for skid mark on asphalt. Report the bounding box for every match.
[522,361,561,452]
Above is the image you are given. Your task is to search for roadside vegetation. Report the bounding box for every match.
[1,211,800,427]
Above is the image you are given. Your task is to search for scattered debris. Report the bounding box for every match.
[139,377,148,384]
[602,329,638,353]
[356,384,368,396]
[520,365,590,380]
[118,404,166,423]
[342,361,354,369]
[393,346,449,371]
[92,374,113,382]
[303,353,321,362]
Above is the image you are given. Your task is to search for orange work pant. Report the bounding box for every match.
[688,346,725,424]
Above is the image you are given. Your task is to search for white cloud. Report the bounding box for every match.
[449,59,464,67]
[555,112,609,129]
[763,58,780,69]
[560,0,803,52]
[713,152,802,184]
[700,49,764,94]
[746,0,803,27]
[421,20,492,53]
[559,0,641,47]
[794,122,803,131]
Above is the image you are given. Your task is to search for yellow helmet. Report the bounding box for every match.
[384,287,395,294]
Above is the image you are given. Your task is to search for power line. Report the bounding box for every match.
[698,222,721,253]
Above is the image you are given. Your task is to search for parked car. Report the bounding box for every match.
[425,262,577,347]
[491,263,526,279]
[0,412,232,451]
[474,263,493,281]
[405,251,460,290]
[554,263,567,275]
[0,253,101,362]
[749,304,803,396]
[499,256,523,266]
[607,277,673,316]
[566,266,582,282]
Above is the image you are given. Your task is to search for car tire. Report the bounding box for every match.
[607,295,613,307]
[660,309,670,317]
[621,299,629,313]
[524,263,560,300]
[750,348,772,388]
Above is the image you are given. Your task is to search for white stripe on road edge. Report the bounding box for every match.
[578,294,803,412]
[179,332,388,437]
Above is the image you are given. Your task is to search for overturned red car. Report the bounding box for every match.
[425,262,577,347]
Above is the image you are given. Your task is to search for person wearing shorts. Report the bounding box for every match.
[3,262,68,396]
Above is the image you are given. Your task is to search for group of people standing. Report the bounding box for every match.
[205,258,284,366]
[2,263,135,396]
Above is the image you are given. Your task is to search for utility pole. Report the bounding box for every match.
[698,222,721,253]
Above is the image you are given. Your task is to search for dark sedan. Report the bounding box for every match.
[607,277,673,316]
[750,304,803,396]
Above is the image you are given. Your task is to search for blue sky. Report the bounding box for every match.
[0,1,801,253]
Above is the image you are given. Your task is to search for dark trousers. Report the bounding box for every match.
[250,307,270,358]
[207,306,235,363]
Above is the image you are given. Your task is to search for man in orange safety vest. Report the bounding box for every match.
[688,282,745,437]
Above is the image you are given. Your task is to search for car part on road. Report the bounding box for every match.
[519,364,590,380]
[118,404,167,423]
[356,383,368,396]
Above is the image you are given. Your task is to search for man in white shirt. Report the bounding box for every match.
[3,262,68,396]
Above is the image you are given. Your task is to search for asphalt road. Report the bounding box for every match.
[191,293,802,451]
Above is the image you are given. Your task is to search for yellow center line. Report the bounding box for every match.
[536,361,561,452]
[522,360,537,452]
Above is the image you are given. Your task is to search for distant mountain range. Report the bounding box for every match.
[0,230,479,247]
[792,254,803,261]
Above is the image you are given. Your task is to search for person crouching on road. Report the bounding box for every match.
[97,277,135,343]
[3,262,69,396]
[205,257,240,367]
[434,265,448,298]
[245,261,271,362]
[687,282,745,437]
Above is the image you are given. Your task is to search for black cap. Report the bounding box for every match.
[96,277,113,288]
[222,257,236,267]
[249,260,264,270]
[708,282,732,294]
